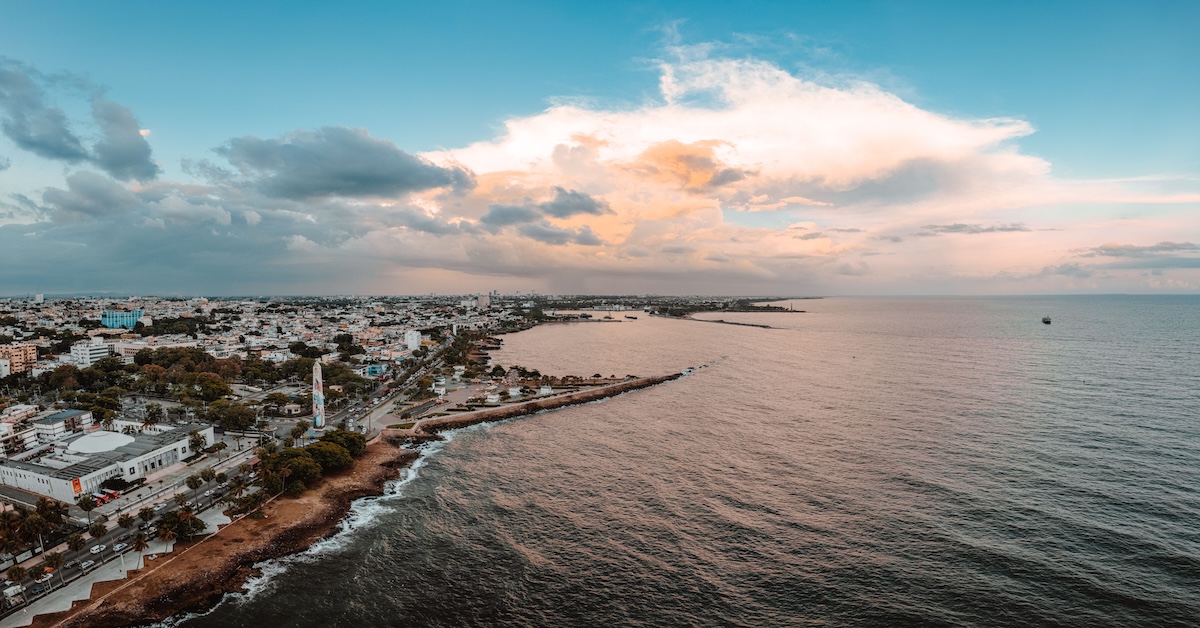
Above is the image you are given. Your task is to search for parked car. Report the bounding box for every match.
[203,489,213,497]
[138,522,154,531]
[64,560,78,570]
[117,533,131,542]
[33,573,52,584]
[153,503,167,511]
[90,545,106,554]
[80,560,95,571]
[112,543,128,552]
[185,501,195,508]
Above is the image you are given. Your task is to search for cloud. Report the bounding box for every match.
[919,223,1031,235]
[90,98,160,181]
[539,186,612,218]
[0,59,89,162]
[480,204,541,228]
[42,171,142,222]
[216,126,473,199]
[1077,241,1200,257]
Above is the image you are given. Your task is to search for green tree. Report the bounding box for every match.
[305,441,353,473]
[132,532,150,566]
[76,494,97,523]
[45,551,66,587]
[138,507,155,523]
[320,429,367,457]
[144,402,163,428]
[6,564,25,583]
[88,521,107,539]
[215,472,228,484]
[186,475,203,498]
[67,533,85,553]
[173,493,188,508]
[200,467,217,483]
[188,430,207,454]
[118,512,136,531]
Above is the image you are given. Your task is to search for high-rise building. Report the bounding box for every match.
[405,330,422,351]
[71,337,112,367]
[101,309,144,329]
[0,344,38,375]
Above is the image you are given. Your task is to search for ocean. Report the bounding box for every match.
[175,296,1200,627]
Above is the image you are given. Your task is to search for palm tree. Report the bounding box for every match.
[44,551,65,587]
[88,521,107,540]
[157,525,176,545]
[173,493,188,509]
[186,474,203,500]
[6,564,26,584]
[76,494,97,523]
[118,513,136,531]
[138,507,155,524]
[200,467,217,484]
[66,533,85,553]
[227,477,248,499]
[132,532,150,568]
[19,513,50,551]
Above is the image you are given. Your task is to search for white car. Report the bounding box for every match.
[153,503,167,511]
[112,542,128,552]
[34,573,52,584]
[203,489,213,497]
[80,560,95,570]
[89,544,105,554]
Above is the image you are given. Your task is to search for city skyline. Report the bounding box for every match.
[2,1,1199,296]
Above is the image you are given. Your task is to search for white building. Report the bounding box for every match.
[0,359,8,378]
[0,424,214,503]
[405,330,423,351]
[70,337,112,367]
[33,409,93,442]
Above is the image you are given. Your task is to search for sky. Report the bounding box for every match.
[1,1,1198,296]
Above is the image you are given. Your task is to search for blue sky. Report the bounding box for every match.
[1,1,1198,295]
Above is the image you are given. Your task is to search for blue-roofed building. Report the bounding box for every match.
[101,310,144,329]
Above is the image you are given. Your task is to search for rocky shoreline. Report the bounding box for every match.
[32,443,417,628]
[33,373,683,627]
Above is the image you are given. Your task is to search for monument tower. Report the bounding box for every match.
[312,361,326,430]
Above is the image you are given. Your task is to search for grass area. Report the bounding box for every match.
[387,422,415,429]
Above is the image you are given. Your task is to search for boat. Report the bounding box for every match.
[1042,316,1052,324]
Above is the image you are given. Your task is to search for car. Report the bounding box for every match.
[112,543,128,552]
[153,503,166,511]
[185,501,195,508]
[64,560,78,570]
[80,560,95,571]
[138,522,154,531]
[203,489,213,497]
[33,573,52,584]
[89,544,106,554]
[29,584,44,596]
[117,533,131,542]
[217,482,229,489]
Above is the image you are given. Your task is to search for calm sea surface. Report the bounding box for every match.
[178,296,1200,627]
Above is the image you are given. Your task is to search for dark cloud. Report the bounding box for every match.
[42,171,142,222]
[0,154,9,171]
[517,221,604,246]
[0,59,89,162]
[217,126,473,199]
[795,231,824,240]
[920,223,1030,235]
[480,204,541,229]
[875,235,903,243]
[1103,257,1200,270]
[829,227,863,233]
[539,187,611,218]
[90,98,159,181]
[662,245,694,254]
[1077,241,1199,258]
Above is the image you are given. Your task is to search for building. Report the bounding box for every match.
[0,344,38,375]
[100,310,145,329]
[0,422,39,457]
[0,424,214,503]
[0,359,8,379]
[405,330,423,351]
[33,409,94,442]
[70,337,113,367]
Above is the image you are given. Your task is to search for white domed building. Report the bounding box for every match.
[0,423,214,503]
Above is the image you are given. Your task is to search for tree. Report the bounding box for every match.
[186,474,203,498]
[67,533,85,553]
[138,507,155,523]
[305,441,353,473]
[188,430,207,454]
[215,472,228,484]
[144,402,163,428]
[264,392,290,411]
[173,493,188,508]
[88,521,107,539]
[118,513,136,531]
[132,532,150,567]
[6,564,25,583]
[212,441,229,460]
[35,497,67,526]
[200,467,217,484]
[45,551,65,587]
[157,526,176,544]
[77,494,97,523]
[320,429,367,457]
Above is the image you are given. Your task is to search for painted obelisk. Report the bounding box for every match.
[312,361,326,430]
